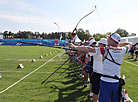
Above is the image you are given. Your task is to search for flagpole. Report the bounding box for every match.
[54,22,62,41]
[54,22,60,32]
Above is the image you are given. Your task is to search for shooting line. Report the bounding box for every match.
[124,60,138,67]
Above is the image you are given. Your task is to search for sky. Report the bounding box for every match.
[0,0,138,36]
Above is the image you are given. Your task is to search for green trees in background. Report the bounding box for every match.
[77,28,91,41]
[115,28,129,37]
[93,33,106,41]
[2,28,136,41]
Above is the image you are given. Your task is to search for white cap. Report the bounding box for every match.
[106,33,121,42]
[89,39,96,45]
[99,38,107,45]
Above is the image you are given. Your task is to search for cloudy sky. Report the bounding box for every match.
[0,0,138,36]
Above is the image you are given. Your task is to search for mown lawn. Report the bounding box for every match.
[0,46,137,102]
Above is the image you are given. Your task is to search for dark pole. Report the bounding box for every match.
[41,58,69,85]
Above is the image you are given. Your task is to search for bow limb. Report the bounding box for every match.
[70,6,96,42]
[71,28,77,43]
[75,6,96,29]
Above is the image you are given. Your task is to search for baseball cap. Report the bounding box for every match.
[88,37,94,41]
[99,38,107,45]
[89,38,96,45]
[106,33,121,42]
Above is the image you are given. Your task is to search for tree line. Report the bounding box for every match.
[2,31,67,40]
[2,28,136,41]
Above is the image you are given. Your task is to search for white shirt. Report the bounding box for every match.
[89,52,103,74]
[96,46,127,82]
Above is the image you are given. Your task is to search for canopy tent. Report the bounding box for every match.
[73,34,82,43]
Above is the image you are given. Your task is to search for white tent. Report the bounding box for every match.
[120,36,138,44]
[73,34,82,43]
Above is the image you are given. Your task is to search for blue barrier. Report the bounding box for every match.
[0,39,68,46]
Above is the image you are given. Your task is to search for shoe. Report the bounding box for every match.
[84,84,87,88]
[80,73,83,77]
[134,59,137,61]
[87,94,93,100]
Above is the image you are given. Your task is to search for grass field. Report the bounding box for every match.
[0,46,138,102]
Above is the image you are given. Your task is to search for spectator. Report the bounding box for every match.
[134,43,138,61]
[129,45,135,59]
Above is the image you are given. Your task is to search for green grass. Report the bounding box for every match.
[0,46,138,102]
[121,54,138,101]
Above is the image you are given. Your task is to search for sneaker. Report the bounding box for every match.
[87,94,93,100]
[80,73,83,77]
[84,84,87,88]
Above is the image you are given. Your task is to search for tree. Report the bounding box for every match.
[129,33,136,36]
[77,28,85,41]
[68,32,72,39]
[3,31,8,35]
[114,28,129,37]
[106,32,112,35]
[85,30,91,41]
[93,33,106,41]
[3,31,8,38]
[67,28,91,41]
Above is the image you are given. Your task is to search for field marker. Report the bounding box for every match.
[0,53,61,94]
[124,60,138,67]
